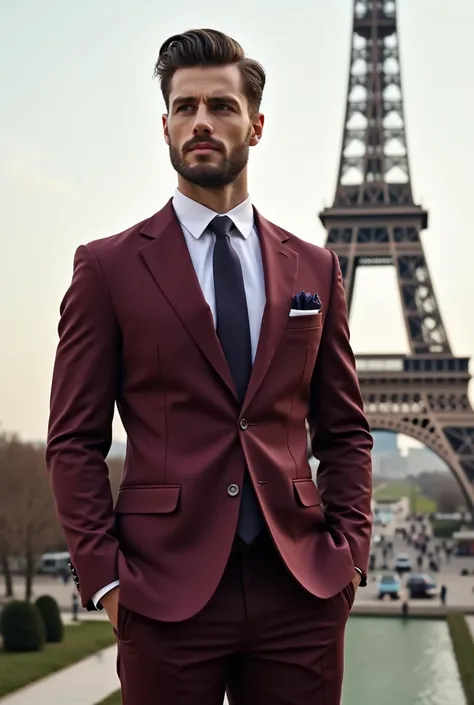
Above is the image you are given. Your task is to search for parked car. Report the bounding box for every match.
[377,573,400,600]
[406,574,437,599]
[38,551,70,575]
[394,553,413,573]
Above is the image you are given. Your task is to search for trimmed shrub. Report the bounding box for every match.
[0,600,46,652]
[447,613,474,704]
[35,595,64,643]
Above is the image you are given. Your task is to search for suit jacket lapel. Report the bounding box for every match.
[243,209,298,410]
[139,201,239,401]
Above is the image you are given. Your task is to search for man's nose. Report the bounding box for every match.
[192,105,214,136]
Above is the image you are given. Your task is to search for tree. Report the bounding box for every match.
[0,432,19,598]
[417,471,465,513]
[0,433,60,601]
[0,431,124,602]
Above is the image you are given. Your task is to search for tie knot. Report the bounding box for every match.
[210,215,234,238]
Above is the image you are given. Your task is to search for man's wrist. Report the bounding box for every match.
[92,580,120,608]
[100,585,119,610]
[353,567,363,587]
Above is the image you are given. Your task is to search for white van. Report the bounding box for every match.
[39,551,70,575]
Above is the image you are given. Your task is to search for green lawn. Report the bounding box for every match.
[0,620,116,698]
[96,691,121,705]
[373,481,437,514]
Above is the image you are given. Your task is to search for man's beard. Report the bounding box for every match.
[169,132,250,189]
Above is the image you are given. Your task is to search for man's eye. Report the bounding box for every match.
[214,103,231,111]
[177,105,193,112]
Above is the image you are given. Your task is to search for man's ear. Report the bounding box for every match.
[249,113,264,147]
[162,114,170,145]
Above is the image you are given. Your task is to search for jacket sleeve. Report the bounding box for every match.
[308,250,373,582]
[46,244,121,607]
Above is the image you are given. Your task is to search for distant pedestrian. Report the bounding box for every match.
[401,599,409,619]
[400,585,409,619]
[440,585,447,605]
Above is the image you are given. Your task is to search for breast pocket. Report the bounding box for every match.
[263,311,323,402]
[283,312,324,353]
[279,314,324,406]
[286,311,323,331]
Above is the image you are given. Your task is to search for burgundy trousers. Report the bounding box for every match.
[115,531,354,705]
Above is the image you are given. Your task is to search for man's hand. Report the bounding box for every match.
[100,586,119,630]
[352,572,362,590]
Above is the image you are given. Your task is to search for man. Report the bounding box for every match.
[46,28,373,705]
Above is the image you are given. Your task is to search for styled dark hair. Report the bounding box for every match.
[154,29,266,116]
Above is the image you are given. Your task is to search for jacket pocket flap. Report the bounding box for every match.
[115,485,181,514]
[292,479,322,507]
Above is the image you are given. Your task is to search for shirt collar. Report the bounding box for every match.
[172,188,254,240]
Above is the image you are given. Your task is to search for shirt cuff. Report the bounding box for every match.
[92,580,120,608]
[354,566,367,587]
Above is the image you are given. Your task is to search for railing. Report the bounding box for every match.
[355,355,471,375]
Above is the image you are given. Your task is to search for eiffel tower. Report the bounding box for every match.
[319,0,474,508]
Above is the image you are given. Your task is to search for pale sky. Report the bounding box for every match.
[1,0,473,443]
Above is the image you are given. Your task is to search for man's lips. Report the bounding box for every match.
[189,143,219,151]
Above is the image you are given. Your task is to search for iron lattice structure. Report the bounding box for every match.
[319,0,474,507]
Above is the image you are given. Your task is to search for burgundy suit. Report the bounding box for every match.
[46,200,372,704]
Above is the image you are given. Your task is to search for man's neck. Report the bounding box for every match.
[177,176,249,214]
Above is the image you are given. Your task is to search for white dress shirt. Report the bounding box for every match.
[92,189,266,607]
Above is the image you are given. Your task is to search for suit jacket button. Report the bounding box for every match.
[228,483,240,497]
[239,418,248,430]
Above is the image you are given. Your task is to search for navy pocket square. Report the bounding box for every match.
[291,291,322,311]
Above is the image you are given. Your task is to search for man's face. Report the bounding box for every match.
[163,64,264,189]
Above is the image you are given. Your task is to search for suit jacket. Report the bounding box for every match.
[46,200,373,623]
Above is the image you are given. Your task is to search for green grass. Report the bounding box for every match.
[373,481,437,514]
[447,613,474,704]
[0,620,116,698]
[96,691,121,705]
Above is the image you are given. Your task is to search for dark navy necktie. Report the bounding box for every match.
[211,215,264,543]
